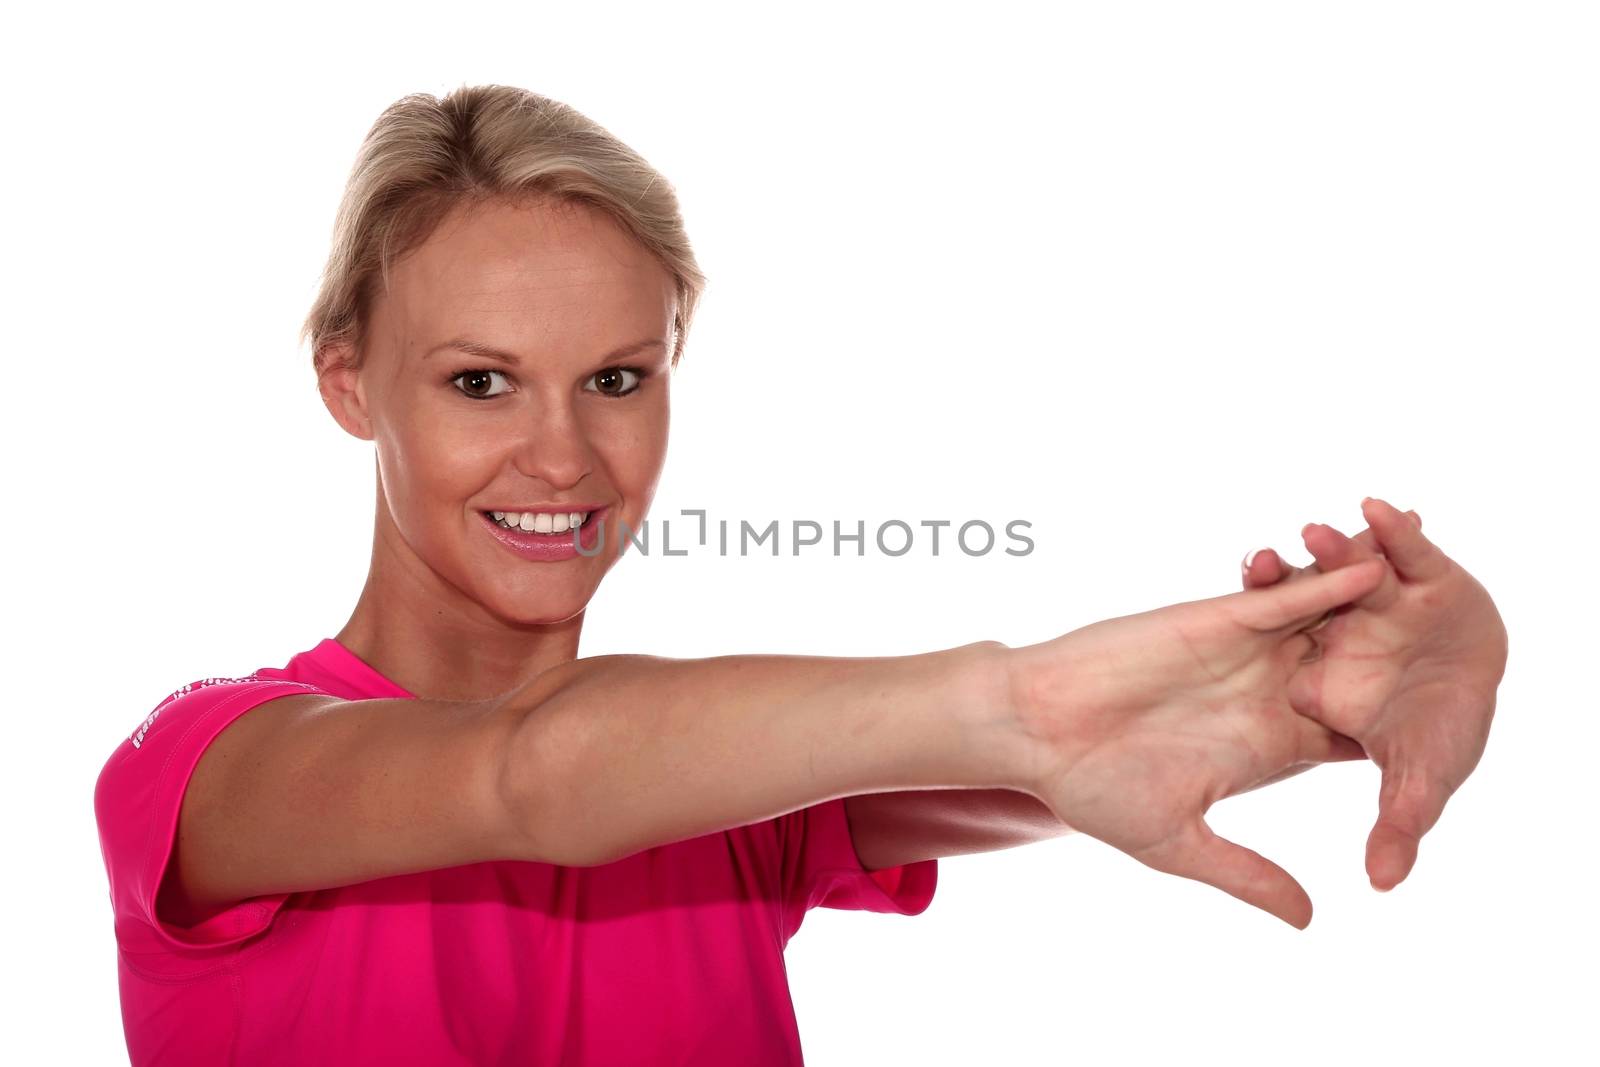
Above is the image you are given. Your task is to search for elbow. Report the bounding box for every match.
[493,691,611,869]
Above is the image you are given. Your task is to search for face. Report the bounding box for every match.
[318,194,676,626]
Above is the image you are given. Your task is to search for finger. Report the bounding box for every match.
[1367,762,1450,891]
[1243,506,1415,591]
[1360,498,1448,583]
[1231,556,1387,633]
[1346,506,1418,557]
[1136,818,1315,929]
[1241,546,1297,590]
[1301,522,1404,611]
[1241,548,1283,589]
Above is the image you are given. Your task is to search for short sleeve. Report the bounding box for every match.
[93,676,332,970]
[775,796,937,947]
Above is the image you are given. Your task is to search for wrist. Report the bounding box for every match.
[943,639,1048,793]
[989,629,1107,804]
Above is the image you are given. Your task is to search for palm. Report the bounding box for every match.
[1285,584,1415,736]
[1242,498,1508,890]
[1046,673,1333,860]
[1011,563,1385,928]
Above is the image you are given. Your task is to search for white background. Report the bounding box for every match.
[4,2,1596,1063]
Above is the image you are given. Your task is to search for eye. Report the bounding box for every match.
[450,368,512,400]
[585,366,644,397]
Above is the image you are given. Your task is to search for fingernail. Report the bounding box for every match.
[1242,548,1261,572]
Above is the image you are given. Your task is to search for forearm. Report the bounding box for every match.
[502,641,1032,866]
[844,787,1077,871]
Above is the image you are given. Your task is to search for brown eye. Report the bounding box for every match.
[450,369,511,399]
[585,367,642,397]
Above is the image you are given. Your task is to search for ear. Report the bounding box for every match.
[316,341,374,442]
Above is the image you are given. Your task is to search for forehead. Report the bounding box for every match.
[378,196,675,354]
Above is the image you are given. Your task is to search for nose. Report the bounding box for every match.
[509,396,593,490]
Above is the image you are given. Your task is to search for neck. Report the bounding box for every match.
[335,498,586,703]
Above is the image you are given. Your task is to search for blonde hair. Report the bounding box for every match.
[300,84,705,374]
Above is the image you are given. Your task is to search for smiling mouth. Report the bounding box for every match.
[482,509,598,535]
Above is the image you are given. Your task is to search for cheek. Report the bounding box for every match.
[590,404,669,496]
[378,403,502,514]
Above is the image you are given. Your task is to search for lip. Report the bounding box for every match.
[481,503,607,515]
[479,505,610,562]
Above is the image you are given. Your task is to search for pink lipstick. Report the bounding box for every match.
[478,506,609,562]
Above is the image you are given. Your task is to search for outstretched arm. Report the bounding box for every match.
[157,553,1384,932]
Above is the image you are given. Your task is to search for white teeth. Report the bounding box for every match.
[491,510,593,532]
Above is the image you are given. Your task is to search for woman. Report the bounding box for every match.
[93,84,1507,1066]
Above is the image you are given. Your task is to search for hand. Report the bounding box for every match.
[1006,559,1388,929]
[1239,497,1509,891]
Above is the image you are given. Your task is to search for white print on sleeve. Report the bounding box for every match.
[127,675,320,750]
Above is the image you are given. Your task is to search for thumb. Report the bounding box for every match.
[1367,762,1448,891]
[1232,556,1387,634]
[1134,817,1315,930]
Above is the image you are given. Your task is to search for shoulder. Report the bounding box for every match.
[98,674,328,786]
[92,670,335,962]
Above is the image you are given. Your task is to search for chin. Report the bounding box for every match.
[487,586,594,628]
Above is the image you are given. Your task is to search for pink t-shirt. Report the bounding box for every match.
[93,638,937,1065]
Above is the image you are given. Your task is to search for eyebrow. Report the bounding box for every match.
[424,336,667,366]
